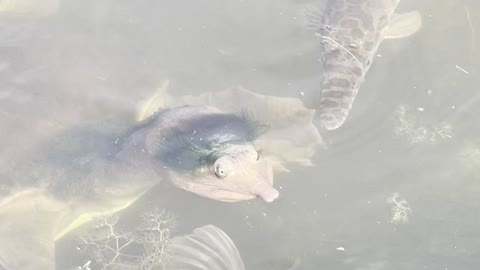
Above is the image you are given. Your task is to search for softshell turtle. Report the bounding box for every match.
[124,105,278,203]
[0,83,322,270]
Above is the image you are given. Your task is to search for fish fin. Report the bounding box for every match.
[167,225,245,270]
[304,6,325,32]
[384,11,422,39]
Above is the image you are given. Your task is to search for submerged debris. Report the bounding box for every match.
[387,193,412,225]
[393,105,453,144]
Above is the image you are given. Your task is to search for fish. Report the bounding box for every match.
[305,0,422,130]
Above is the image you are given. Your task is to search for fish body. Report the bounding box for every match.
[306,0,422,130]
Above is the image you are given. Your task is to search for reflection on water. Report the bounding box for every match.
[1,0,479,269]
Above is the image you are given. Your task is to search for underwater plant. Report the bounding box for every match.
[78,208,175,270]
[77,208,245,270]
[387,193,412,224]
[392,105,453,144]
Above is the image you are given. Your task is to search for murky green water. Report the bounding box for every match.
[1,0,479,269]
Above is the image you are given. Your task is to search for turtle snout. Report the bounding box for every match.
[251,159,278,202]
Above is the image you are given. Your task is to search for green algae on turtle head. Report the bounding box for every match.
[191,142,230,175]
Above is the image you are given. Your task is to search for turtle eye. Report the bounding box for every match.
[214,164,228,178]
[213,156,234,179]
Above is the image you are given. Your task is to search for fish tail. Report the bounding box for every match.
[314,73,362,130]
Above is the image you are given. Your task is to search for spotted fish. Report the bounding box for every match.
[306,0,422,130]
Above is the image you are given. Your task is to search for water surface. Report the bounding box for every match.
[1,0,479,269]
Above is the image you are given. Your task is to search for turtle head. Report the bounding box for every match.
[121,106,279,203]
[167,143,278,203]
